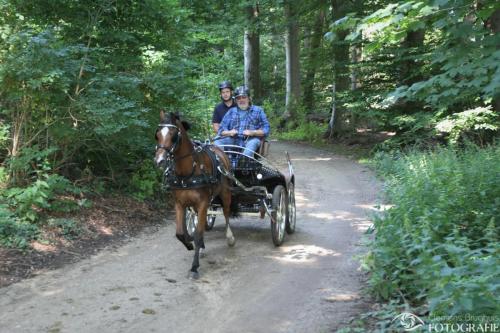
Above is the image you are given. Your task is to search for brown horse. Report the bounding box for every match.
[154,111,235,279]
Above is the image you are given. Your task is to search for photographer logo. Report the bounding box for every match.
[392,312,425,331]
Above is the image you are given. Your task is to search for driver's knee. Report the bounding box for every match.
[243,138,261,157]
[215,137,234,149]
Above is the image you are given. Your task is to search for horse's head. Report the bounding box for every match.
[154,111,190,167]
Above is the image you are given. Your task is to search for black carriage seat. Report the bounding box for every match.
[258,138,270,157]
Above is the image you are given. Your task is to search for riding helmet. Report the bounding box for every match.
[218,80,233,91]
[234,86,250,98]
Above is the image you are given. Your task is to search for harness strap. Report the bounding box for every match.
[163,143,223,190]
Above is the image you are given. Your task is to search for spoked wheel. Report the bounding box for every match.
[271,185,286,246]
[183,207,198,241]
[286,182,296,234]
[206,214,216,230]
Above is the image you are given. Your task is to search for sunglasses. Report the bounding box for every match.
[236,95,248,100]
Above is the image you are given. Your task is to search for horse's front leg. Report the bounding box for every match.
[189,204,208,279]
[174,202,193,251]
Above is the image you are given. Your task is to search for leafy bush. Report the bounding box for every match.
[4,180,51,222]
[376,112,437,150]
[0,122,9,155]
[367,144,500,318]
[7,146,58,182]
[129,160,162,201]
[278,121,328,143]
[0,166,8,188]
[3,172,84,221]
[46,218,81,239]
[0,206,39,248]
[0,144,86,247]
[435,107,499,146]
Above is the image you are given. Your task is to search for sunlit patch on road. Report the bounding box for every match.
[268,244,340,264]
[291,157,332,161]
[355,204,393,212]
[321,292,360,302]
[295,191,320,208]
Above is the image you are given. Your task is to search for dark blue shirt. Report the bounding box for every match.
[212,101,236,124]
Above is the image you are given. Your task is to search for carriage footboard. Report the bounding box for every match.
[217,165,271,197]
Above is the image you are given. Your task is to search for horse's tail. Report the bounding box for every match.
[230,197,240,218]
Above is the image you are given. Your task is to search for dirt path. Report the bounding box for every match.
[0,141,380,333]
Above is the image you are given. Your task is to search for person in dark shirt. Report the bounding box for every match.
[212,81,236,133]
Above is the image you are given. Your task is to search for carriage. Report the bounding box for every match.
[155,112,296,278]
[183,141,296,246]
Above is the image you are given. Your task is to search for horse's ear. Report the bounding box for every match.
[169,112,177,123]
[160,110,165,122]
[181,120,191,131]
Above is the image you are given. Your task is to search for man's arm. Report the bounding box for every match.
[259,108,270,137]
[212,105,222,134]
[242,107,270,137]
[221,128,238,137]
[242,129,265,137]
[212,123,220,133]
[217,110,237,137]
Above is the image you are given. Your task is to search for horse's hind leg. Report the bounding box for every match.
[221,189,235,247]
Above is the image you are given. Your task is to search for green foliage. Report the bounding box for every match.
[4,180,49,221]
[375,112,437,149]
[278,121,328,143]
[46,218,81,239]
[8,146,58,180]
[435,106,500,145]
[0,206,39,248]
[0,166,7,187]
[0,121,9,153]
[366,144,500,318]
[329,0,500,142]
[0,144,84,248]
[129,160,162,201]
[3,173,82,222]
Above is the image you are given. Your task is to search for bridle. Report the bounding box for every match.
[155,123,182,157]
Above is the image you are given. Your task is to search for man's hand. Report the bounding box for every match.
[225,129,238,137]
[242,129,253,137]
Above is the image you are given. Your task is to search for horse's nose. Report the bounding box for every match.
[155,156,166,168]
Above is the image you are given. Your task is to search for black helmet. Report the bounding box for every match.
[218,80,233,91]
[234,85,250,98]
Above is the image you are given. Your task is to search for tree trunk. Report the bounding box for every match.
[284,0,301,121]
[348,40,363,128]
[349,0,364,94]
[303,10,325,113]
[244,4,261,102]
[326,0,350,138]
[400,30,425,86]
[350,39,362,91]
[487,9,500,113]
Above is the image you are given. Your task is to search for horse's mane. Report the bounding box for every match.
[161,112,191,131]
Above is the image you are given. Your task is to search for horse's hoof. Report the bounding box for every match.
[188,271,199,280]
[227,237,236,247]
[186,242,194,251]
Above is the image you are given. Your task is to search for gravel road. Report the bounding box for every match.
[0,141,380,333]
